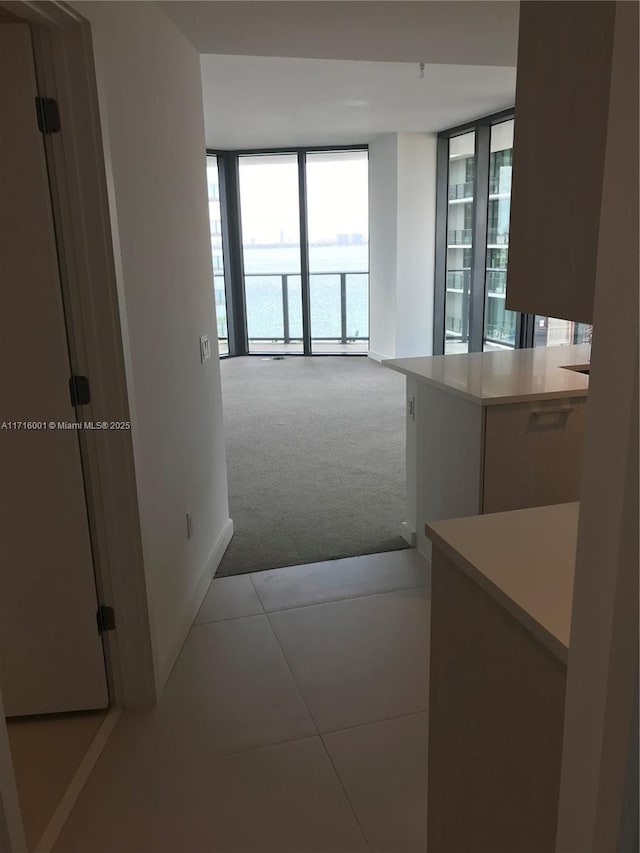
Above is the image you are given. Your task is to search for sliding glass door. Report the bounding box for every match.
[238,154,304,354]
[306,151,369,353]
[214,147,369,356]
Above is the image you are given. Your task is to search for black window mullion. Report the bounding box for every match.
[519,313,536,348]
[218,153,248,355]
[433,135,449,356]
[469,124,490,352]
[297,152,312,355]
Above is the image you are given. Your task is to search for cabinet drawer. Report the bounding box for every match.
[482,398,587,514]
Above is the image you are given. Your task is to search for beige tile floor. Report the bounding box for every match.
[53,549,430,853]
[7,710,106,851]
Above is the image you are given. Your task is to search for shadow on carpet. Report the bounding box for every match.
[216,356,409,577]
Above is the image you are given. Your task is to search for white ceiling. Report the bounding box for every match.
[199,55,516,149]
[160,1,518,149]
[161,2,519,67]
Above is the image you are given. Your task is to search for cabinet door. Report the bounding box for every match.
[506,2,615,324]
[482,398,587,514]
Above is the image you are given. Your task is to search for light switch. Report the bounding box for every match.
[200,334,211,363]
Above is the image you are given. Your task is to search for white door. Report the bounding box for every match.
[0,22,109,716]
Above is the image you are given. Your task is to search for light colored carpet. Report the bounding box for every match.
[215,356,408,577]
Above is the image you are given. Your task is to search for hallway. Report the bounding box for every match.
[53,549,429,853]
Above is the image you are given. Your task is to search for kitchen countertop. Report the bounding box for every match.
[426,502,579,662]
[384,344,590,405]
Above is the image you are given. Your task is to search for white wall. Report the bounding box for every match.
[368,134,398,361]
[369,133,437,360]
[73,1,232,690]
[396,133,437,357]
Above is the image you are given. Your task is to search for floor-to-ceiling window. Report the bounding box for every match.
[306,150,369,354]
[206,155,229,355]
[238,154,304,355]
[434,111,592,353]
[444,132,475,353]
[436,111,520,355]
[483,119,517,351]
[208,146,369,357]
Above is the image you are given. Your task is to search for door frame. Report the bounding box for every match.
[0,1,157,711]
[0,5,158,846]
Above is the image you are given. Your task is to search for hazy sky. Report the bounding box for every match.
[235,152,369,244]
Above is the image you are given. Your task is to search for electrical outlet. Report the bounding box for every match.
[186,511,193,540]
[199,334,211,363]
[407,395,415,421]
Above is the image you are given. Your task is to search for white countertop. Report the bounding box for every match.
[426,502,579,662]
[384,344,590,405]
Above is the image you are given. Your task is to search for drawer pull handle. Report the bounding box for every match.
[531,406,574,416]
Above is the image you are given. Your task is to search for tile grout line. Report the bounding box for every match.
[251,579,430,616]
[105,709,431,778]
[197,574,429,627]
[193,609,264,627]
[111,731,328,779]
[318,733,373,853]
[194,582,428,628]
[262,614,373,853]
[33,707,121,853]
[248,571,267,612]
[263,608,323,737]
[320,707,429,739]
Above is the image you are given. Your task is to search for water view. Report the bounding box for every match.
[241,244,369,341]
[208,150,370,350]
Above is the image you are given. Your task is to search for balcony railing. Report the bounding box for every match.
[449,177,509,200]
[446,269,507,295]
[487,228,509,246]
[243,271,369,344]
[489,177,511,195]
[446,269,470,292]
[486,269,507,294]
[448,181,474,201]
[447,228,473,246]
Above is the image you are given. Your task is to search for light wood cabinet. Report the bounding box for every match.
[425,503,578,852]
[506,1,616,323]
[482,397,588,513]
[428,550,566,852]
[409,380,587,556]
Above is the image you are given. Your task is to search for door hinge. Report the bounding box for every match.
[35,97,61,134]
[97,605,116,634]
[69,375,91,407]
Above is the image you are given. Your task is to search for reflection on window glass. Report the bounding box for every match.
[445,132,475,354]
[238,154,303,354]
[206,155,229,355]
[483,120,518,351]
[306,151,369,353]
[533,318,593,348]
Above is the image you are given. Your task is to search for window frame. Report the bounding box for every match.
[433,108,523,355]
[206,144,369,358]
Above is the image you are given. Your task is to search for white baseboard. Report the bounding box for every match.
[157,518,234,691]
[400,521,416,547]
[367,350,390,363]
